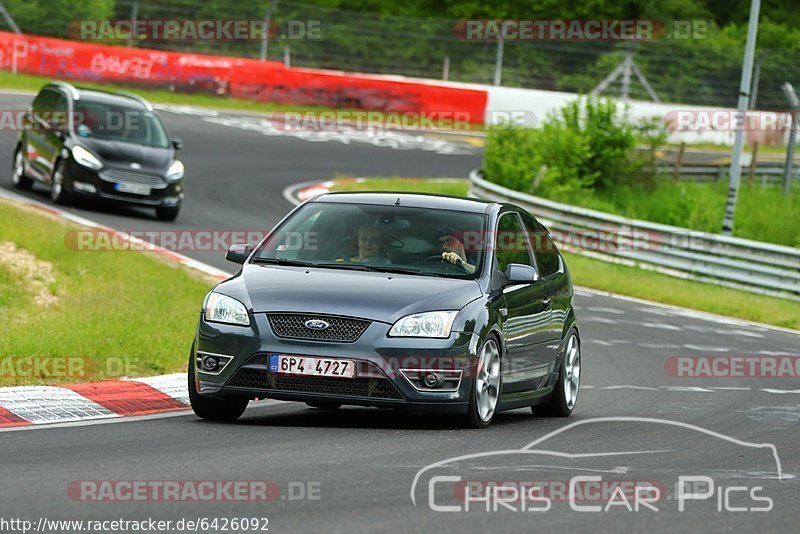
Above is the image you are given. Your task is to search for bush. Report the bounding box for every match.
[483,96,638,196]
[482,125,541,192]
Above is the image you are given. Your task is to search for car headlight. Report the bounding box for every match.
[71,145,102,170]
[203,292,250,326]
[388,311,458,338]
[166,160,184,181]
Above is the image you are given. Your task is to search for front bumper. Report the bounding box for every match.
[66,159,184,207]
[193,313,481,413]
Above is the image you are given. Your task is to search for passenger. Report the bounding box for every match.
[339,224,390,263]
[437,227,476,274]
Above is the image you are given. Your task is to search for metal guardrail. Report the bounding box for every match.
[468,169,800,301]
[657,163,800,182]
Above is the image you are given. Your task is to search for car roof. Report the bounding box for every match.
[75,88,150,109]
[312,192,497,214]
[43,82,152,110]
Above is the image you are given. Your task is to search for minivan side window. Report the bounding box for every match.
[32,89,59,125]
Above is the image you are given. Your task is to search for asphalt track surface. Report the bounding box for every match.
[1,93,798,533]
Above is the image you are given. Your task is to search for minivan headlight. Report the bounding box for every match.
[72,145,103,170]
[166,160,184,181]
[203,292,250,326]
[388,311,458,338]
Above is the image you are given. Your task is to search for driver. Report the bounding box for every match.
[437,227,476,274]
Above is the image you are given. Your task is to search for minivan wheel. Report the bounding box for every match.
[50,159,72,205]
[156,205,180,222]
[463,337,502,428]
[11,147,33,190]
[188,351,248,422]
[535,330,580,417]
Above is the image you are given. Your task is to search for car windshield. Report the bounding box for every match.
[73,99,170,148]
[254,201,488,279]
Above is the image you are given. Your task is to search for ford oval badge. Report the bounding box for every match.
[305,319,330,330]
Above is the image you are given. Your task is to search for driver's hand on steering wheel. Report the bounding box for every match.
[441,252,476,274]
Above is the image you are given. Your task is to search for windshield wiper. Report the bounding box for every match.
[251,258,316,267]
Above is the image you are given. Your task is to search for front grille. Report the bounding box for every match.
[267,314,370,342]
[228,368,403,400]
[99,169,167,189]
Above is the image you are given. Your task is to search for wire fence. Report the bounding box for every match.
[2,0,799,110]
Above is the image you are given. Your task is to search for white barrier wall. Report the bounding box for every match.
[483,85,790,146]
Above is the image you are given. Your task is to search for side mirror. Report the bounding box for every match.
[172,138,183,150]
[225,244,253,264]
[503,263,539,284]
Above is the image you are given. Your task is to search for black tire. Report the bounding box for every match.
[11,146,33,190]
[188,351,248,422]
[534,329,580,417]
[156,205,180,222]
[306,401,342,410]
[50,159,72,205]
[463,337,502,428]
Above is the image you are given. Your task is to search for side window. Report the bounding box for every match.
[51,94,69,131]
[270,208,323,260]
[32,90,57,123]
[520,212,561,277]
[494,213,533,273]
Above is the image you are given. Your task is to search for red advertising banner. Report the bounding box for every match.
[0,31,487,123]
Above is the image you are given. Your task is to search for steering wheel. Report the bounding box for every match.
[423,254,462,274]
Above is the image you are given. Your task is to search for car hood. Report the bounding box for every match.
[77,138,172,173]
[222,264,483,324]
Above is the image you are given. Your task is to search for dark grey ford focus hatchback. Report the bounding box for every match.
[189,192,580,427]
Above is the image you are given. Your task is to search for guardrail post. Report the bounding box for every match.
[748,141,758,186]
[673,142,685,181]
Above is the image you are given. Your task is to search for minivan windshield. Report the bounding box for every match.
[255,202,488,279]
[72,98,170,148]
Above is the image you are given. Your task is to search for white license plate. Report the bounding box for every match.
[115,182,150,195]
[272,355,355,378]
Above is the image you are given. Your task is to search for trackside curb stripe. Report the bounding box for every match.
[64,380,189,416]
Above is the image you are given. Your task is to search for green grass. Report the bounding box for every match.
[561,252,800,330]
[0,200,215,386]
[328,177,471,197]
[546,180,800,247]
[334,177,799,329]
[662,141,791,156]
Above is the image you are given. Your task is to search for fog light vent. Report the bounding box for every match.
[195,351,233,375]
[399,369,463,392]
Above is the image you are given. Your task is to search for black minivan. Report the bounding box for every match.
[11,81,185,221]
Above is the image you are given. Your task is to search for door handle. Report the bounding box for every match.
[499,307,508,317]
[542,298,552,308]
